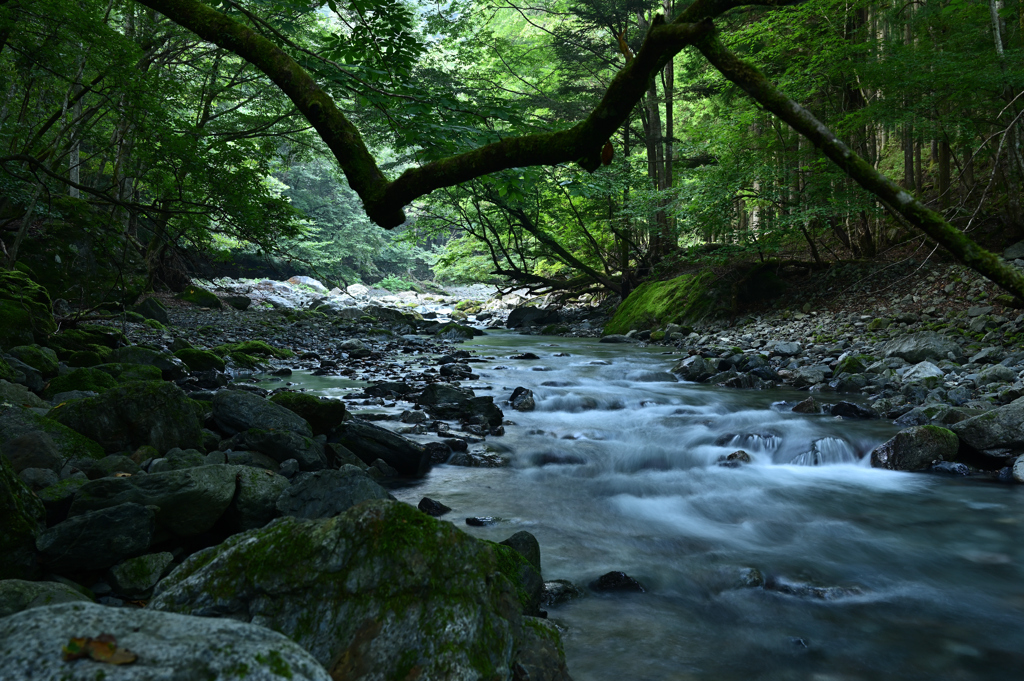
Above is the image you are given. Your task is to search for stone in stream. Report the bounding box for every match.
[542,579,585,607]
[418,497,452,516]
[931,461,970,476]
[589,571,645,593]
[791,396,820,414]
[67,465,239,537]
[598,335,634,344]
[275,466,391,520]
[423,441,453,464]
[0,579,91,617]
[466,516,502,526]
[506,306,560,329]
[830,401,877,419]
[0,453,45,580]
[36,502,156,573]
[509,386,536,411]
[869,425,960,471]
[500,531,542,575]
[882,331,960,363]
[150,501,571,680]
[48,381,203,455]
[672,355,718,382]
[330,418,431,477]
[0,602,332,681]
[950,396,1024,460]
[717,450,751,468]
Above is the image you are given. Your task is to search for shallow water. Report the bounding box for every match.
[282,332,1024,681]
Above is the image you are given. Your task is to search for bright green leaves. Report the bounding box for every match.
[322,0,424,79]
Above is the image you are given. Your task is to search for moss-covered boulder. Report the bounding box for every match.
[870,425,960,471]
[0,379,47,409]
[174,348,226,373]
[213,340,294,359]
[0,270,56,348]
[604,272,718,336]
[5,345,58,378]
[48,381,203,455]
[488,540,544,616]
[834,354,873,376]
[93,362,164,383]
[269,392,346,436]
[436,322,477,340]
[134,297,170,325]
[150,500,571,680]
[66,350,105,367]
[0,454,45,580]
[0,579,91,617]
[109,345,188,380]
[0,406,104,462]
[175,285,222,309]
[0,356,15,382]
[43,366,118,398]
[46,324,125,360]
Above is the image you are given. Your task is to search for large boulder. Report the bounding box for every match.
[0,453,45,580]
[150,500,570,680]
[213,389,312,437]
[870,425,960,471]
[229,467,291,531]
[419,382,474,406]
[48,381,202,455]
[0,405,104,462]
[0,579,91,617]
[37,502,156,572]
[224,428,328,471]
[330,419,431,477]
[0,379,48,408]
[901,361,945,388]
[68,465,239,537]
[0,270,56,348]
[275,466,391,520]
[0,602,331,680]
[5,344,59,377]
[950,397,1024,459]
[108,552,175,598]
[108,346,188,380]
[672,355,717,382]
[269,392,346,436]
[882,331,960,363]
[506,306,561,329]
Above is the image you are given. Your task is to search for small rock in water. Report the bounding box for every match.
[418,497,452,516]
[509,387,536,411]
[931,461,970,476]
[791,397,819,414]
[509,352,540,360]
[424,441,453,464]
[717,450,751,468]
[588,571,645,593]
[542,579,585,607]
[465,516,502,526]
[830,401,877,419]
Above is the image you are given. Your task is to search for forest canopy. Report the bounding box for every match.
[3,0,1024,303]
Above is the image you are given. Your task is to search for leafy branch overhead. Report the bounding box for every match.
[134,0,1024,302]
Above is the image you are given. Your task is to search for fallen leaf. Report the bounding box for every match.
[114,472,132,478]
[62,634,137,665]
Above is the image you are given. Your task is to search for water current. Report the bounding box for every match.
[268,331,1024,681]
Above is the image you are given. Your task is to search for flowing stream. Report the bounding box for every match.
[270,331,1024,681]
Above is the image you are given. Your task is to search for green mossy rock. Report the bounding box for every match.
[6,345,58,378]
[173,348,226,373]
[0,270,56,348]
[268,392,346,436]
[150,500,570,680]
[604,272,718,336]
[0,454,45,580]
[488,541,544,616]
[225,351,264,370]
[213,340,294,359]
[134,297,170,325]
[436,322,477,340]
[0,406,104,462]
[108,346,188,379]
[43,367,118,399]
[67,350,104,368]
[48,381,203,455]
[834,354,873,376]
[0,579,91,617]
[46,324,125,359]
[870,425,960,471]
[175,285,222,309]
[0,357,15,382]
[93,362,164,383]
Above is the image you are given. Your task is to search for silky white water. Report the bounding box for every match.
[285,331,1024,680]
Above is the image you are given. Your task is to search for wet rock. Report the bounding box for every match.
[500,530,542,575]
[792,396,820,414]
[276,466,391,521]
[931,461,970,476]
[950,396,1024,459]
[509,386,536,411]
[490,538,544,616]
[507,306,560,329]
[672,355,717,382]
[466,516,502,526]
[589,571,645,593]
[598,335,634,344]
[224,429,327,471]
[364,381,411,398]
[37,502,156,573]
[424,441,453,464]
[330,419,430,477]
[440,362,475,379]
[0,579,91,617]
[108,551,175,598]
[417,497,452,516]
[717,450,751,468]
[49,381,202,455]
[542,579,585,607]
[212,389,312,438]
[339,338,372,359]
[68,465,239,537]
[268,392,346,436]
[150,501,568,680]
[882,331,959,363]
[870,425,960,471]
[0,453,45,580]
[0,602,331,680]
[830,401,877,419]
[418,382,474,407]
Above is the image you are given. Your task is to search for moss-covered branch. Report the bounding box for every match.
[695,29,1024,303]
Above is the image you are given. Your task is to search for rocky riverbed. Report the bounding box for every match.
[2,268,1024,679]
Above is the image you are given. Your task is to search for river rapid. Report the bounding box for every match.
[278,331,1024,681]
